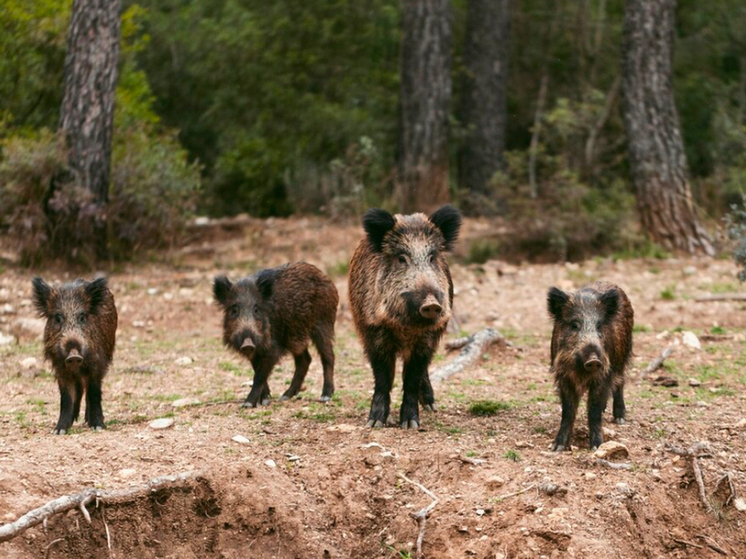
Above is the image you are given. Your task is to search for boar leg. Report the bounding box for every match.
[260,382,272,406]
[366,345,396,428]
[281,349,312,401]
[400,350,432,429]
[419,372,435,411]
[612,381,626,424]
[311,325,335,402]
[243,356,275,408]
[587,382,611,450]
[552,380,580,451]
[53,380,77,435]
[72,377,84,424]
[85,377,105,430]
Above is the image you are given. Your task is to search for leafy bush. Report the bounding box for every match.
[726,195,746,282]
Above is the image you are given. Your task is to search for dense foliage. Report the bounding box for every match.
[0,0,745,262]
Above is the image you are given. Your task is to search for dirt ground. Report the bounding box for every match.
[1,216,745,559]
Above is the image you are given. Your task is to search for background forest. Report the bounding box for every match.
[1,0,746,266]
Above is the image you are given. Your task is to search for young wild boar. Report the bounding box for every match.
[547,281,634,451]
[213,262,338,407]
[32,277,118,434]
[348,205,461,429]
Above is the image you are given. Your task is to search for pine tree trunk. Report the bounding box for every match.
[621,0,714,255]
[397,0,452,213]
[458,0,510,215]
[59,0,121,258]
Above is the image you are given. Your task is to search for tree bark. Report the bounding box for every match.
[59,0,121,258]
[397,0,452,213]
[621,0,714,255]
[458,0,509,215]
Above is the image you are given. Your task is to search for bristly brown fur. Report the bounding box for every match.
[547,281,634,450]
[348,205,461,429]
[214,262,338,407]
[32,277,117,434]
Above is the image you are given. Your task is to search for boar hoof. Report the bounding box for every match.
[241,401,257,409]
[366,419,384,428]
[551,443,566,452]
[401,420,420,430]
[422,404,436,412]
[261,398,271,406]
[319,395,332,403]
[52,428,66,435]
[92,425,104,432]
[279,395,291,401]
[613,417,626,425]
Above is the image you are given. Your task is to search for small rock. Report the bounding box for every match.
[584,472,597,481]
[0,332,15,346]
[174,356,193,366]
[602,427,616,438]
[147,288,159,296]
[683,266,697,276]
[132,320,146,328]
[265,459,277,468]
[118,468,137,478]
[458,526,469,533]
[539,483,568,497]
[734,498,746,512]
[688,378,701,387]
[593,441,630,460]
[287,455,300,462]
[681,331,701,350]
[485,475,505,489]
[476,509,485,516]
[172,397,201,408]
[149,417,175,430]
[19,357,38,369]
[232,435,250,445]
[1,303,15,314]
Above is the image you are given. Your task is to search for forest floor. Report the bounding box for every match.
[1,216,745,559]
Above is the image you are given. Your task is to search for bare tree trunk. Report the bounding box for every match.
[528,72,549,199]
[621,0,714,255]
[397,0,452,213]
[458,0,509,215]
[59,0,121,259]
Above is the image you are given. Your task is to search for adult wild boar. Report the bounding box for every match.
[32,277,118,434]
[547,281,634,450]
[214,262,338,407]
[349,205,461,429]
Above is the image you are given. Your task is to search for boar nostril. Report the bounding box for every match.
[240,339,255,355]
[419,301,442,319]
[65,348,83,365]
[584,358,603,373]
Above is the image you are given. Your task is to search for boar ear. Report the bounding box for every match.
[429,205,462,251]
[32,277,53,317]
[363,208,396,252]
[547,287,570,321]
[255,268,281,299]
[213,276,232,306]
[600,288,620,319]
[85,277,109,313]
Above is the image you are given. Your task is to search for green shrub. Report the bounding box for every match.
[726,194,746,282]
[468,400,511,417]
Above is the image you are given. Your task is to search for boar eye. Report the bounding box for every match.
[78,312,87,324]
[570,320,581,331]
[253,304,260,313]
[229,305,240,318]
[596,321,603,331]
[428,251,437,263]
[53,313,63,325]
[397,254,408,265]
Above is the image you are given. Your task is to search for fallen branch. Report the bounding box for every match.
[0,471,199,543]
[673,538,703,550]
[398,473,438,559]
[596,459,633,470]
[432,329,505,384]
[445,334,513,352]
[697,534,728,555]
[665,443,712,514]
[495,483,537,501]
[640,344,676,379]
[695,293,746,302]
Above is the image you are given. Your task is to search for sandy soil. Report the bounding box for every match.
[1,216,745,558]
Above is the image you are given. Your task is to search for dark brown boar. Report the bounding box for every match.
[32,277,118,434]
[348,205,462,429]
[213,262,338,407]
[547,281,634,450]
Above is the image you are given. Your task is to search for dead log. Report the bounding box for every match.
[432,328,505,384]
[0,471,199,543]
[695,293,746,302]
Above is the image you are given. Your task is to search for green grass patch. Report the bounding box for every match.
[465,238,501,264]
[633,324,651,333]
[503,449,521,462]
[659,286,676,301]
[468,400,511,417]
[709,326,727,335]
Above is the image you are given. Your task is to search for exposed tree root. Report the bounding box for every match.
[432,328,505,384]
[665,443,714,514]
[0,471,199,544]
[397,473,438,559]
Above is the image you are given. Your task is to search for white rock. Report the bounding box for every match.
[688,378,702,387]
[132,320,146,328]
[174,356,193,366]
[147,288,159,296]
[1,303,16,314]
[615,482,636,497]
[19,357,38,369]
[735,498,746,512]
[149,418,175,430]
[485,475,505,489]
[163,292,174,301]
[584,472,597,480]
[683,266,697,276]
[118,468,137,478]
[265,459,277,468]
[172,397,200,408]
[194,216,210,226]
[593,441,630,460]
[0,332,15,346]
[232,435,250,445]
[681,331,701,350]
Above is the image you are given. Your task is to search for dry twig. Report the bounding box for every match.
[397,473,438,559]
[665,443,713,514]
[495,483,537,501]
[697,534,728,555]
[432,329,506,384]
[673,538,703,550]
[0,471,199,543]
[640,344,676,379]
